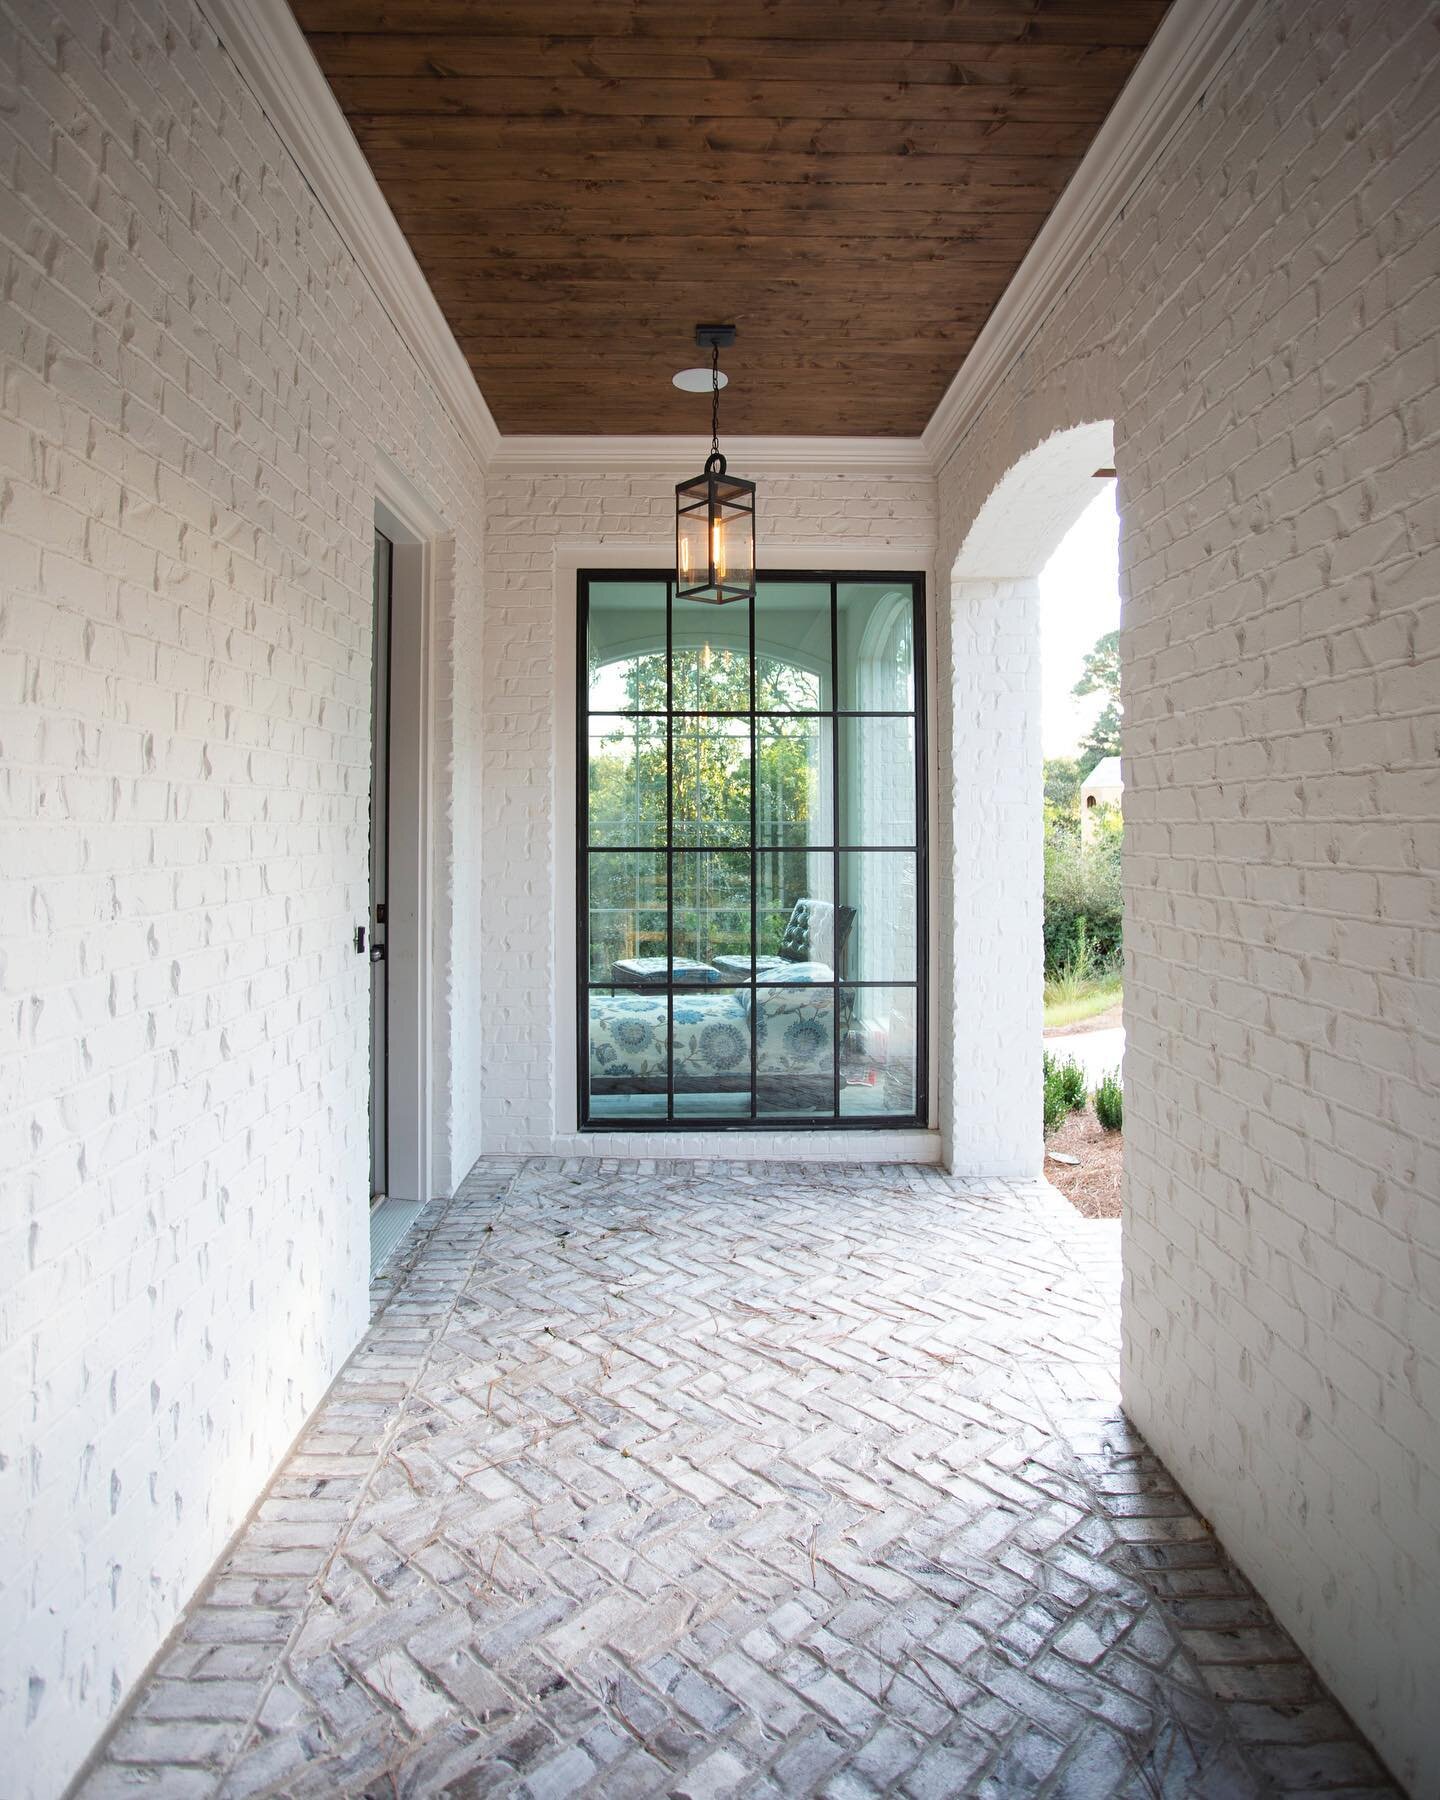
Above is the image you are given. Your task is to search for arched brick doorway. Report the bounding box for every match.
[940,420,1117,1176]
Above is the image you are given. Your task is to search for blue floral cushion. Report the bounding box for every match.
[589,982,835,1081]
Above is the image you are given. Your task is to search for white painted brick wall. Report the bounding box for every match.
[941,576,1042,1178]
[936,1,1440,1785]
[7,0,1438,1787]
[0,0,486,1792]
[481,468,939,1158]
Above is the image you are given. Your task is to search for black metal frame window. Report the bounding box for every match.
[578,570,928,1131]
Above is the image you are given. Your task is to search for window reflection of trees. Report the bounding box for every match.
[582,574,923,1125]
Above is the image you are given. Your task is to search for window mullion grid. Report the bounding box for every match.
[748,587,758,1120]
[913,574,929,1127]
[578,578,592,1128]
[580,570,925,1134]
[831,579,841,1123]
[665,577,675,1123]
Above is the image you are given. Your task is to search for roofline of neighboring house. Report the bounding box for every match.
[198,0,1264,480]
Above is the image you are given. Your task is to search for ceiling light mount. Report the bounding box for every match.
[675,324,756,606]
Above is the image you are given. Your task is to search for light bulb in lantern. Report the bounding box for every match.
[712,517,727,581]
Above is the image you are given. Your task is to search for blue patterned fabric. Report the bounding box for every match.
[589,982,834,1084]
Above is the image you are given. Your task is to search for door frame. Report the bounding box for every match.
[374,452,440,1204]
[370,526,393,1199]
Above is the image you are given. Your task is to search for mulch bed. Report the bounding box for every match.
[1045,1105,1123,1219]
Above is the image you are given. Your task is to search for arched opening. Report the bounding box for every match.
[941,420,1116,1175]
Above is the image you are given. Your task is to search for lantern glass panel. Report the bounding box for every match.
[676,505,709,598]
[717,496,754,595]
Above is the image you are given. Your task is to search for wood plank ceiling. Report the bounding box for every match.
[294,1,1172,436]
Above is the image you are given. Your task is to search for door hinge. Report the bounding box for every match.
[354,925,366,955]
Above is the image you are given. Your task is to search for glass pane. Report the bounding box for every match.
[756,581,831,710]
[588,716,666,846]
[840,988,918,1118]
[837,583,915,711]
[588,988,668,1120]
[838,717,916,847]
[757,986,835,1117]
[587,578,667,711]
[588,851,666,982]
[719,496,754,596]
[673,850,751,975]
[756,853,836,970]
[677,507,708,598]
[838,853,917,981]
[672,587,749,711]
[757,716,832,847]
[672,717,750,847]
[673,987,752,1118]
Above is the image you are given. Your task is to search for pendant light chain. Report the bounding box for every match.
[710,338,721,461]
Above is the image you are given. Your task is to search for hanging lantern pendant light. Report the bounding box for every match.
[676,325,756,605]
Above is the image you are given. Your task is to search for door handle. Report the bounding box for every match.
[370,943,386,963]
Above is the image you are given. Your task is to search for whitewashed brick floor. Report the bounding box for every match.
[78,1158,1395,1798]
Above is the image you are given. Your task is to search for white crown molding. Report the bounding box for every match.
[491,435,933,478]
[199,0,501,469]
[922,0,1265,473]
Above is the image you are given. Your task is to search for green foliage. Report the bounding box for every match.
[1048,918,1100,995]
[1044,631,1123,973]
[1043,973,1122,1030]
[587,642,845,967]
[1093,1069,1123,1132]
[1042,1051,1084,1134]
[1072,629,1119,701]
[1056,1057,1087,1111]
[1043,820,1122,977]
[1043,756,1081,813]
[1073,629,1121,776]
[1042,1052,1069,1135]
[1077,705,1121,778]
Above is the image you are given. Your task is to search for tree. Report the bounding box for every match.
[587,645,829,966]
[1043,756,1081,814]
[1072,628,1120,777]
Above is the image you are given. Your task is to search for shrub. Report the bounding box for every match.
[1055,1057,1087,1111]
[1043,821,1123,977]
[1093,1069,1123,1132]
[1042,1050,1085,1134]
[1043,1067,1068,1135]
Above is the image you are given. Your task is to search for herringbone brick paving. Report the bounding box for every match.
[77,1160,1395,1798]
